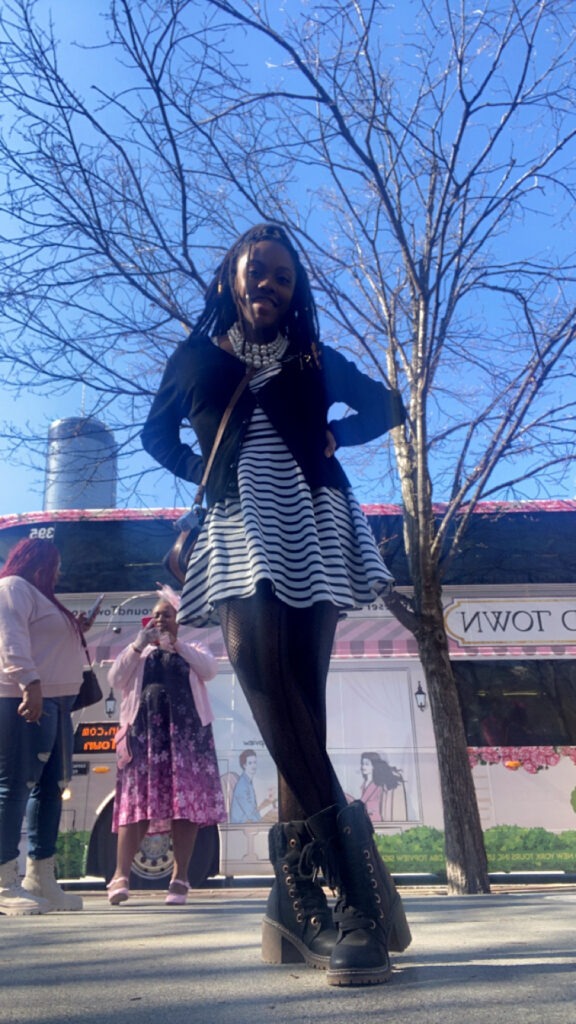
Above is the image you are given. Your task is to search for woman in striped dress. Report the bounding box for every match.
[142,223,411,987]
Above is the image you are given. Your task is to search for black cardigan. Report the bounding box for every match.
[142,334,405,506]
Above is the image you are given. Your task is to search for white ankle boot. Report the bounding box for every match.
[0,858,52,916]
[22,856,83,912]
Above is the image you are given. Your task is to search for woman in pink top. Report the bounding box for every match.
[106,591,226,906]
[0,538,85,916]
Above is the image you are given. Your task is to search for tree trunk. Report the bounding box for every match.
[416,589,491,894]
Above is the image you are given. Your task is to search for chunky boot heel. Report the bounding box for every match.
[388,896,413,953]
[262,818,338,970]
[262,916,307,964]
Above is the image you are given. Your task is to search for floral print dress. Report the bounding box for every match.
[112,648,226,833]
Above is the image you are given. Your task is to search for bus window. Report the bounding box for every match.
[454,659,576,747]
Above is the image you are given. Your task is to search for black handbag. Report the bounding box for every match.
[163,369,253,585]
[72,634,103,712]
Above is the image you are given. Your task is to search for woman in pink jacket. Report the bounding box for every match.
[106,592,226,906]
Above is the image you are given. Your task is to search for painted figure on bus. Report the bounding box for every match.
[141,222,410,985]
[229,749,277,823]
[0,538,88,916]
[359,752,406,824]
[106,587,226,907]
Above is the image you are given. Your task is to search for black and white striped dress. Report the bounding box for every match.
[178,357,394,627]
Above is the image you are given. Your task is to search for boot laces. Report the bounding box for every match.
[289,840,331,924]
[333,896,376,934]
[299,835,340,890]
[335,842,385,932]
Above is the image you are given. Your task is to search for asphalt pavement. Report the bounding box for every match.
[1,884,575,1024]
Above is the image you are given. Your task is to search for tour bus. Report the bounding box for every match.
[2,500,576,885]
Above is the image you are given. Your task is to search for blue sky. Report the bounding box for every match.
[1,1,574,515]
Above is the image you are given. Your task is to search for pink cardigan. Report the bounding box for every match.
[108,637,218,729]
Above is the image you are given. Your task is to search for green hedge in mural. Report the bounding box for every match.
[374,825,576,874]
[56,823,576,879]
[375,827,446,874]
[483,825,576,871]
[56,830,91,879]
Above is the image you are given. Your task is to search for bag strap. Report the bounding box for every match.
[193,368,254,506]
[80,630,92,667]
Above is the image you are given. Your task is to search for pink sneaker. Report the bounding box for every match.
[165,880,189,905]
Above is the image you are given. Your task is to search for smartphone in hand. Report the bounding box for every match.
[86,594,105,625]
[141,616,160,645]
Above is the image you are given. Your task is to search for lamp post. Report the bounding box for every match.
[105,689,117,720]
[414,682,427,712]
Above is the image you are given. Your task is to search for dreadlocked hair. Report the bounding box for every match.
[192,223,321,362]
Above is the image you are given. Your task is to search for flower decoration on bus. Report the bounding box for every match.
[467,746,569,774]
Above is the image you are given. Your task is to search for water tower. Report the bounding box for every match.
[44,417,118,510]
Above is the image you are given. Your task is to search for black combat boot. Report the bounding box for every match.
[326,801,412,987]
[261,813,339,969]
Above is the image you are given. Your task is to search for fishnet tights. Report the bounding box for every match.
[218,591,346,822]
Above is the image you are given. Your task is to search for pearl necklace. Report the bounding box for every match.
[227,322,288,369]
